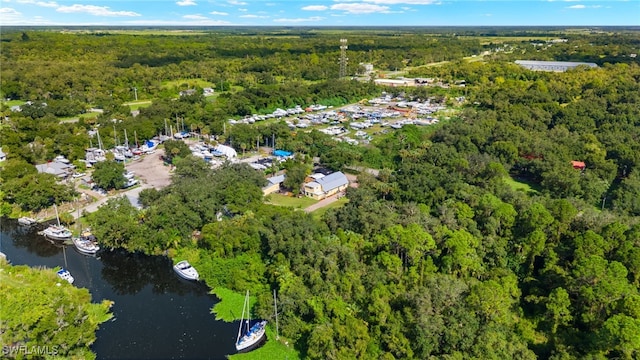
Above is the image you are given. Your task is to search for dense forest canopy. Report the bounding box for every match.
[1,28,640,359]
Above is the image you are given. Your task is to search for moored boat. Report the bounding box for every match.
[40,204,72,241]
[41,225,73,241]
[236,320,267,352]
[57,268,74,284]
[18,217,38,226]
[235,290,267,352]
[73,231,100,255]
[173,260,199,281]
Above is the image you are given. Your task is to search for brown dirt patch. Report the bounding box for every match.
[125,148,172,189]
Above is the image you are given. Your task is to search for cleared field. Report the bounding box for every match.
[126,101,153,111]
[161,78,215,89]
[504,176,540,195]
[1,100,25,107]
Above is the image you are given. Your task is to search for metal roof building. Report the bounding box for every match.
[515,60,598,72]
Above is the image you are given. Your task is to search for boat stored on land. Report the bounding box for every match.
[173,260,199,281]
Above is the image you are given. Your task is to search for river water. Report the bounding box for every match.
[1,218,237,360]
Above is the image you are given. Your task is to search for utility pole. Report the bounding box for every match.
[133,87,138,101]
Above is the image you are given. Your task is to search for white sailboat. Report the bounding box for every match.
[40,204,72,241]
[235,290,267,352]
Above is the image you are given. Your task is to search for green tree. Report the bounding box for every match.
[92,160,125,190]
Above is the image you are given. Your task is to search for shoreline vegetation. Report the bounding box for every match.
[0,258,113,359]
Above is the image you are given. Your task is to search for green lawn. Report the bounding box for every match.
[266,193,318,209]
[228,325,300,360]
[124,100,153,111]
[1,100,25,107]
[504,176,540,195]
[312,197,349,221]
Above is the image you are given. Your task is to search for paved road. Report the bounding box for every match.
[72,184,152,219]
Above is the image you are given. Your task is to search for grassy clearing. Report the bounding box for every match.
[504,176,540,195]
[1,100,25,107]
[161,78,214,89]
[211,287,256,322]
[59,112,100,122]
[266,193,318,209]
[312,197,349,221]
[127,101,153,111]
[228,325,300,360]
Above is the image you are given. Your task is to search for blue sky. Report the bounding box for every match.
[1,0,637,26]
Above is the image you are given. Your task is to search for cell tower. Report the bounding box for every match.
[339,38,348,78]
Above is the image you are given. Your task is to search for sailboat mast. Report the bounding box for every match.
[97,130,103,150]
[236,290,249,343]
[247,291,251,333]
[54,204,61,227]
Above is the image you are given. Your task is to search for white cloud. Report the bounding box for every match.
[209,11,229,15]
[56,4,140,16]
[565,4,601,8]
[302,5,328,11]
[240,14,268,18]
[228,0,247,5]
[176,0,197,6]
[238,8,247,11]
[364,0,438,4]
[183,14,208,19]
[273,16,324,23]
[331,3,390,13]
[0,7,21,15]
[17,0,59,8]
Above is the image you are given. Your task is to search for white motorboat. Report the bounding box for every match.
[235,290,267,352]
[57,268,74,284]
[173,260,199,281]
[73,231,100,255]
[18,217,38,226]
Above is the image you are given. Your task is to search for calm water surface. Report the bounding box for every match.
[1,218,237,360]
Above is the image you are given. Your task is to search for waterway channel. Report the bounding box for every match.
[1,218,237,360]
